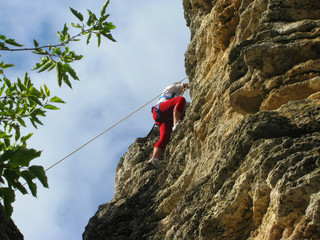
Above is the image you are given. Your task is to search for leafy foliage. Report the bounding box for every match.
[0,0,115,218]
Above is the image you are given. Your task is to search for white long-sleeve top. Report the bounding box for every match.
[156,83,185,105]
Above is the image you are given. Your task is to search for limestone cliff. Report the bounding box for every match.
[83,0,320,239]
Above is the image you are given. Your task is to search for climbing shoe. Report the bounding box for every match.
[148,158,161,169]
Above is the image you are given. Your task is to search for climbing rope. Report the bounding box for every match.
[44,76,188,172]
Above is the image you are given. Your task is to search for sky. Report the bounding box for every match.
[1,1,190,239]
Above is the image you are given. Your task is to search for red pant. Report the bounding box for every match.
[152,96,186,150]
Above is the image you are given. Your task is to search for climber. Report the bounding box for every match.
[148,82,189,169]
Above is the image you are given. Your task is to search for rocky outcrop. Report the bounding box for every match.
[84,0,320,239]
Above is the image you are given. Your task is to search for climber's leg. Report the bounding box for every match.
[173,110,183,127]
[154,121,173,152]
[148,121,173,168]
[152,147,162,159]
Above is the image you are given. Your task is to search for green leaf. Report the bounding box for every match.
[29,166,48,188]
[70,7,84,22]
[64,63,79,80]
[24,73,31,88]
[2,169,27,196]
[3,63,14,69]
[33,56,49,71]
[97,33,101,47]
[62,24,70,42]
[44,84,50,96]
[63,74,72,89]
[13,124,21,141]
[32,63,42,71]
[30,115,43,126]
[3,169,20,191]
[5,38,23,47]
[29,96,43,106]
[10,148,42,168]
[33,39,39,48]
[101,0,110,16]
[21,170,37,197]
[50,96,65,104]
[103,21,116,31]
[38,59,55,73]
[57,31,63,42]
[87,10,97,26]
[61,46,70,57]
[14,182,28,195]
[0,83,6,96]
[17,77,26,91]
[33,108,46,117]
[102,33,116,42]
[4,138,11,149]
[56,62,63,87]
[86,33,92,45]
[3,77,12,88]
[0,132,12,139]
[17,117,27,127]
[62,23,69,35]
[32,48,46,55]
[44,104,59,110]
[99,14,110,24]
[0,131,11,139]
[0,149,16,164]
[30,119,38,129]
[47,63,56,72]
[71,23,82,29]
[74,54,83,61]
[21,133,33,145]
[0,187,15,218]
[0,44,9,50]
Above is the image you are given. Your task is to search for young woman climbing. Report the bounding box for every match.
[148,82,189,169]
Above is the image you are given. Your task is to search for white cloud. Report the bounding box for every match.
[2,0,190,239]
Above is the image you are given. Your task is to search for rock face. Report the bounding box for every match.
[83,0,320,239]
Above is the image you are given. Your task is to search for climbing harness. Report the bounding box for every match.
[43,76,188,172]
[151,103,173,124]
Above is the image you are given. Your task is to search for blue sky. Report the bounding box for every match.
[1,0,189,239]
